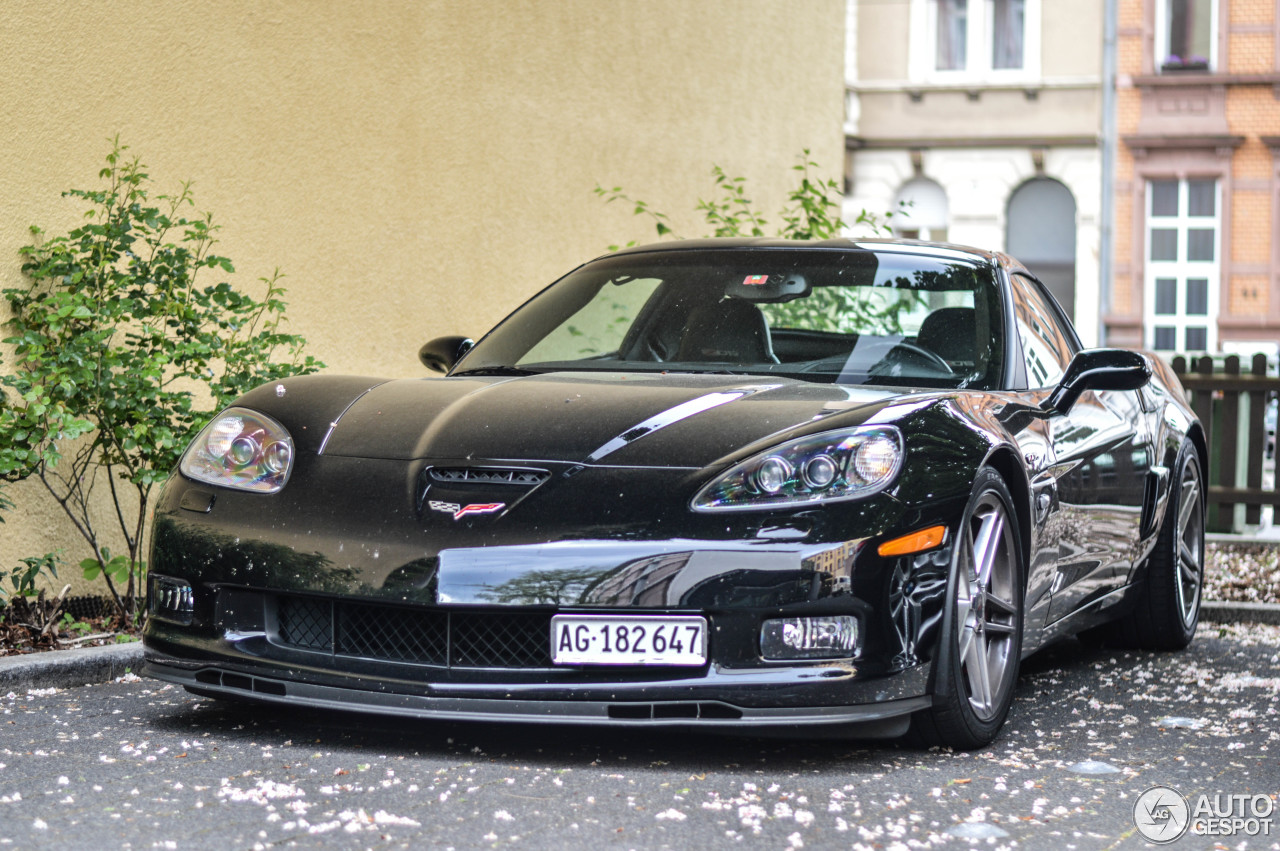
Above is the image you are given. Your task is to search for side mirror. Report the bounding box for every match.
[1041,349,1151,414]
[419,336,474,373]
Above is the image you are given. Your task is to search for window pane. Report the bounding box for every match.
[1187,179,1215,216]
[1013,275,1072,387]
[1185,326,1208,351]
[992,0,1025,69]
[520,277,664,363]
[1185,278,1208,315]
[936,0,967,70]
[1154,326,1177,350]
[1187,228,1215,261]
[1151,229,1178,261]
[1155,278,1177,315]
[1168,0,1189,58]
[1167,0,1213,65]
[1190,0,1212,59]
[1150,181,1179,216]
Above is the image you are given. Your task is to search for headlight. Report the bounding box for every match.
[691,426,903,512]
[179,407,295,493]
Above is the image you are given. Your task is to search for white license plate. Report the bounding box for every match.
[551,615,707,666]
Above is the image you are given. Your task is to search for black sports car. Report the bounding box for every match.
[142,239,1205,749]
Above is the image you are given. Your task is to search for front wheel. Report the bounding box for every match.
[910,469,1024,750]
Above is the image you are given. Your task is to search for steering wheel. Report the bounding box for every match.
[874,341,954,375]
[639,336,672,362]
[799,341,954,377]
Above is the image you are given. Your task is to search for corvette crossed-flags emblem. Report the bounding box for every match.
[428,500,505,520]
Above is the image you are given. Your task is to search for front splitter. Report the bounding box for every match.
[143,655,930,739]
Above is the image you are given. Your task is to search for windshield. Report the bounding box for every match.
[458,247,1006,389]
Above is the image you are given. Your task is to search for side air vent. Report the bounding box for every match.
[606,702,743,721]
[428,467,550,486]
[194,669,287,696]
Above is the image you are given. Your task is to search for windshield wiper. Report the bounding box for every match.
[659,367,753,376]
[450,365,541,377]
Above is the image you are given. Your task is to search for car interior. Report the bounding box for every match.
[500,251,1005,391]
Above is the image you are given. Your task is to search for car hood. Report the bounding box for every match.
[314,371,910,468]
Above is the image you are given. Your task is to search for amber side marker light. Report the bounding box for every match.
[877,525,948,557]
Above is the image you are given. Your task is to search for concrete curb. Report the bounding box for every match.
[1207,532,1280,546]
[1200,600,1280,626]
[0,642,144,692]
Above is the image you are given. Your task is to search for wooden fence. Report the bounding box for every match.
[1171,354,1279,533]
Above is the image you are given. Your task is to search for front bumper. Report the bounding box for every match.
[143,459,962,736]
[143,575,936,737]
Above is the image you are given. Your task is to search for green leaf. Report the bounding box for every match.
[6,138,323,619]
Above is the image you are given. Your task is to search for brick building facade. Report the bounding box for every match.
[1107,0,1280,354]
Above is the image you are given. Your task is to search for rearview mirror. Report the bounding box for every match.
[419,336,474,373]
[1041,349,1151,414]
[724,273,811,303]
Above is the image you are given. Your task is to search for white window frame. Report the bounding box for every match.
[1143,178,1220,353]
[909,0,1042,84]
[1154,0,1218,72]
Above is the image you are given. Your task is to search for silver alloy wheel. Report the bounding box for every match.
[954,493,1019,721]
[1173,459,1204,628]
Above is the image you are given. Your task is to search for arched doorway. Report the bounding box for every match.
[893,178,948,242]
[1006,177,1077,322]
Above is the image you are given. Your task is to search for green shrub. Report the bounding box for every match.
[0,138,323,618]
[594,150,898,246]
[594,151,911,334]
[1,552,61,604]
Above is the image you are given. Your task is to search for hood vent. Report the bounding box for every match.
[427,466,550,486]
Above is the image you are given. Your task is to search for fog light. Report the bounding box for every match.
[760,615,859,660]
[148,575,195,625]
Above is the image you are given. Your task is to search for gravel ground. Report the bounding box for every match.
[1206,543,1280,604]
[1,621,1278,850]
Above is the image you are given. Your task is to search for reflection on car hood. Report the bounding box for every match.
[317,371,906,468]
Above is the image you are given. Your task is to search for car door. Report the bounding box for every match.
[1009,274,1152,623]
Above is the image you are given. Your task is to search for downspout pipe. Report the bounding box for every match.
[1099,0,1118,346]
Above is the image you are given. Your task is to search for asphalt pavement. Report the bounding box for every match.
[1,621,1278,850]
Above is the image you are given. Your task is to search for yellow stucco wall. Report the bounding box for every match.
[0,0,845,594]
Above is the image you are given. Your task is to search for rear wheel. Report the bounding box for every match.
[1120,440,1204,650]
[910,469,1023,750]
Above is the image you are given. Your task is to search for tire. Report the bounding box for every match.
[909,469,1024,750]
[1117,439,1204,650]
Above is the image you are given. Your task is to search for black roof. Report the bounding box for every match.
[606,237,1006,266]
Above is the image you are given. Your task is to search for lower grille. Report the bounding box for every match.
[278,596,333,651]
[275,595,552,669]
[337,601,450,664]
